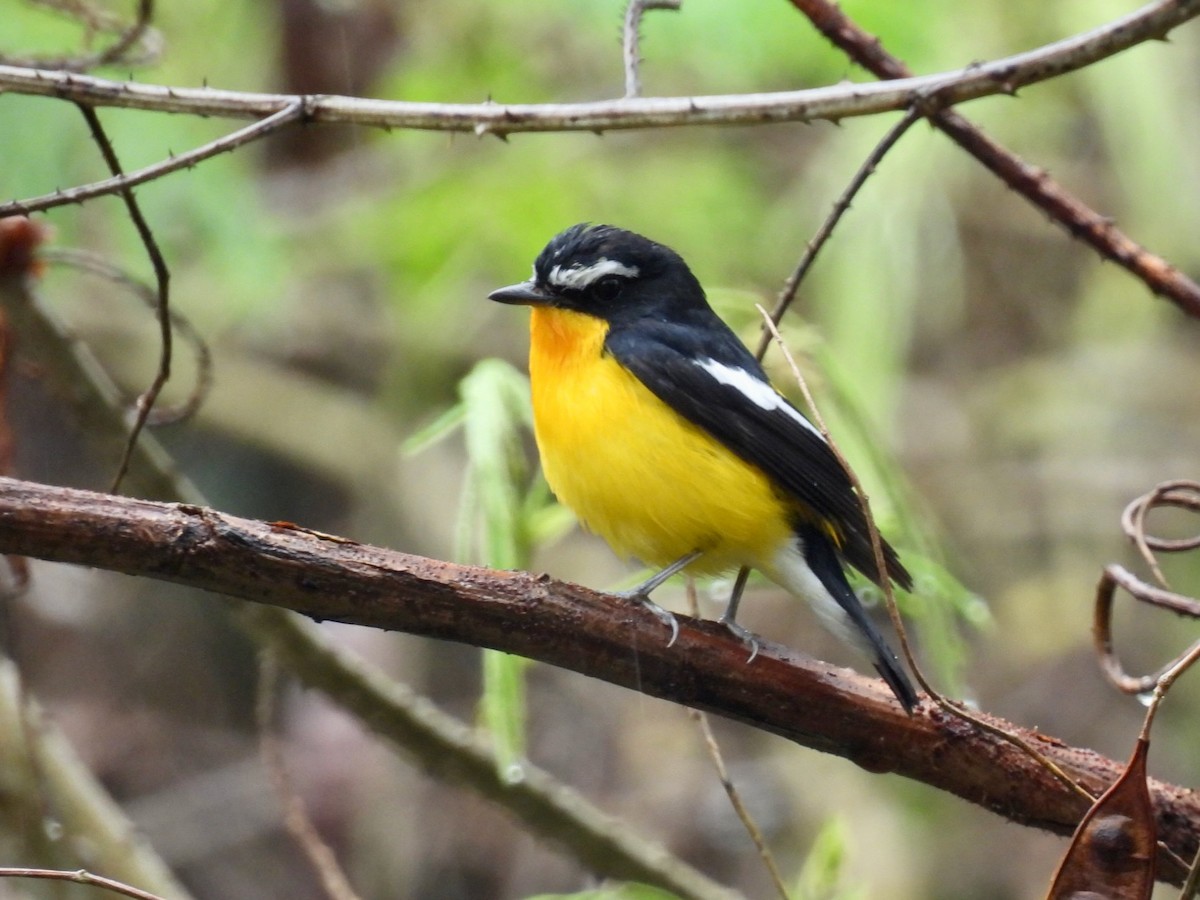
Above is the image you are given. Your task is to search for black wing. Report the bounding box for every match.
[605,315,911,590]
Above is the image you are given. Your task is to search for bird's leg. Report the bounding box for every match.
[623,550,702,597]
[718,566,761,663]
[614,549,703,647]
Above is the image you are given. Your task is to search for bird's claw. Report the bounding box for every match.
[719,615,760,664]
[616,589,680,647]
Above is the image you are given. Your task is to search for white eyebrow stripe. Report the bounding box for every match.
[547,258,640,290]
[693,359,825,440]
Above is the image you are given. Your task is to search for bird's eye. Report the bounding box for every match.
[592,276,623,302]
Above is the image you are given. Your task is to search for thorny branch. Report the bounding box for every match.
[622,0,681,99]
[3,101,306,216]
[783,0,1200,317]
[0,0,1194,182]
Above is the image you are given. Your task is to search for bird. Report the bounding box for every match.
[488,223,918,713]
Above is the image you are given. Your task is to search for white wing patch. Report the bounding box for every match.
[547,258,640,290]
[693,359,825,440]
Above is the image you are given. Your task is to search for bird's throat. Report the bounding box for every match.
[528,306,609,374]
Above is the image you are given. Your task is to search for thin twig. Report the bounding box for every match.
[735,104,923,688]
[0,868,166,900]
[623,0,681,99]
[754,105,923,358]
[1141,655,1200,894]
[1106,486,1200,880]
[1184,843,1200,900]
[1095,566,1200,691]
[5,101,306,217]
[257,652,364,900]
[78,0,155,71]
[247,607,741,900]
[756,306,1096,808]
[40,247,213,426]
[1138,639,1200,739]
[692,710,791,899]
[755,307,921,685]
[74,103,171,493]
[684,581,790,900]
[782,0,1200,317]
[748,105,920,666]
[738,35,1111,804]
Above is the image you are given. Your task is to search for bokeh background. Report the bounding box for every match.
[4,0,1200,897]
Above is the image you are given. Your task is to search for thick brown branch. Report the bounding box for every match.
[0,477,1196,883]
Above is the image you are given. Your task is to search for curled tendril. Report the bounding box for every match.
[1093,481,1200,697]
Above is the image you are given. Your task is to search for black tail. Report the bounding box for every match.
[871,650,919,715]
[798,524,918,714]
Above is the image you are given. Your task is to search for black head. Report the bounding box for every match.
[488,224,708,322]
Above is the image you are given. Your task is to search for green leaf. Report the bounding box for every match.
[459,358,535,571]
[794,816,865,900]
[401,403,467,456]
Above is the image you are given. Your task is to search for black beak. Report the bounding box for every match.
[488,280,553,306]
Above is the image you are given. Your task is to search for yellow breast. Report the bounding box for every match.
[528,307,793,575]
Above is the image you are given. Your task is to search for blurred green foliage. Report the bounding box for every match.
[793,816,863,900]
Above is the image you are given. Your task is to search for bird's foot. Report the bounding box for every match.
[719,614,761,664]
[615,588,680,647]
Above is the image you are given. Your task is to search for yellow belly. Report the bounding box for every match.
[529,307,793,575]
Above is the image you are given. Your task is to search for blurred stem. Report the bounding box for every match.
[256,652,363,900]
[237,605,741,900]
[0,659,195,900]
